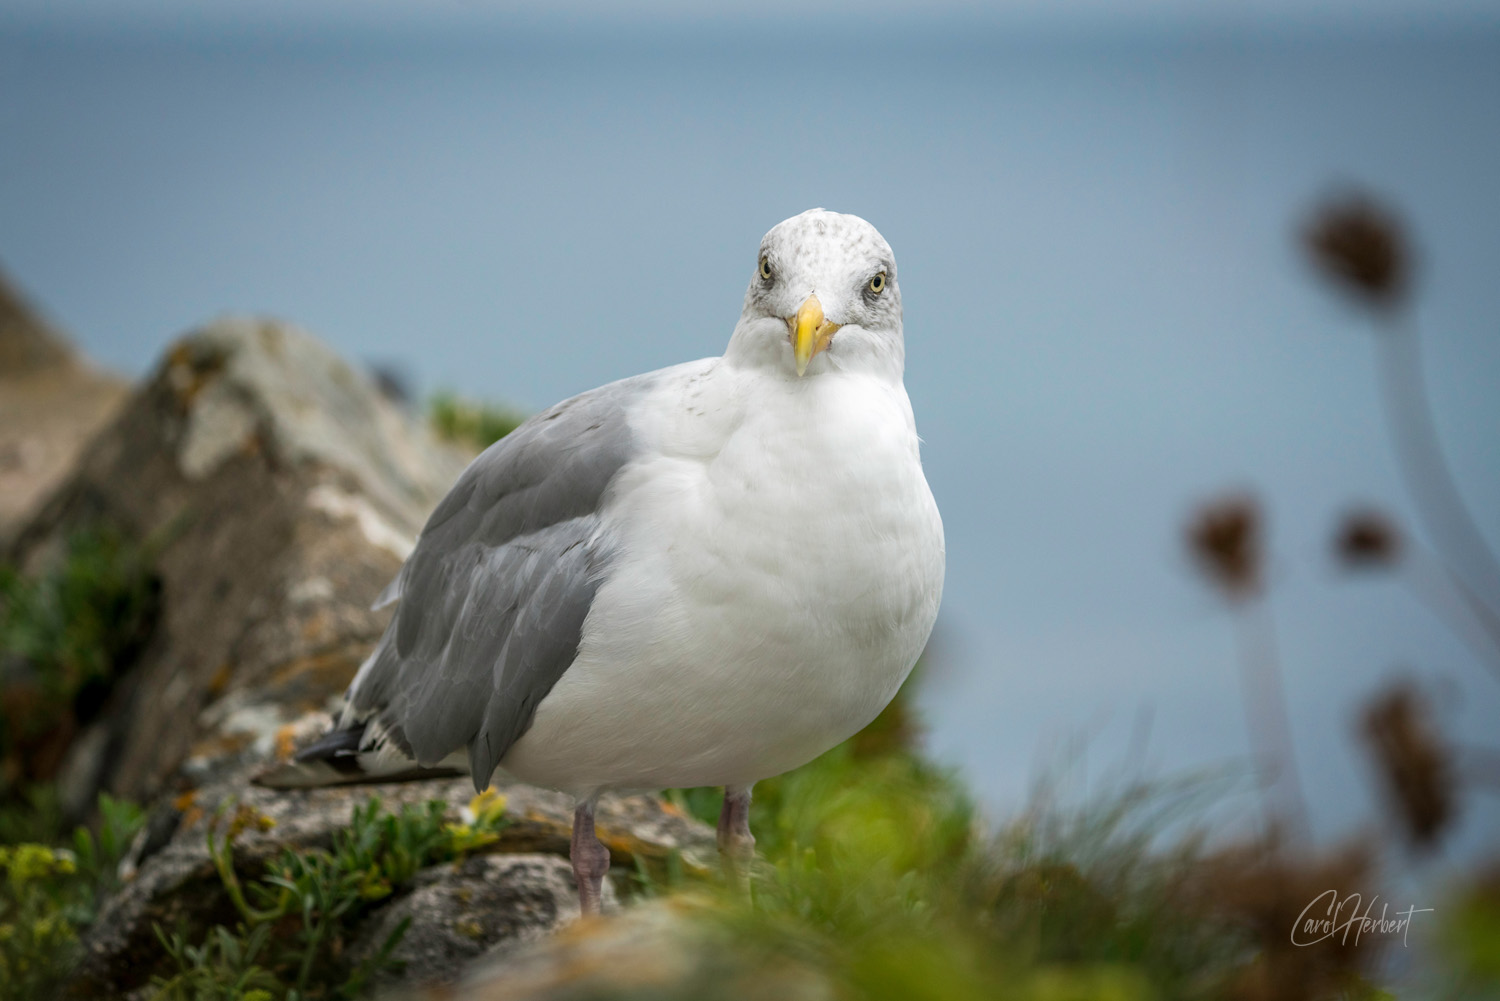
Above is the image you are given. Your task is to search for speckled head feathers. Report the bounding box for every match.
[731,209,904,380]
[743,209,900,330]
[760,209,896,289]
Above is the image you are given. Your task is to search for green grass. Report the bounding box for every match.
[427,391,527,451]
[0,540,1483,1000]
[678,751,1251,1001]
[653,679,1387,1001]
[1439,873,1500,1000]
[1,694,1486,1001]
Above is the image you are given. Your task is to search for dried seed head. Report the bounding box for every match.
[1359,682,1455,850]
[1334,509,1402,570]
[1302,192,1410,311]
[1190,841,1375,1001]
[1187,493,1262,599]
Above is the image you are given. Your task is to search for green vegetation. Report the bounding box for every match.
[0,794,145,1001]
[0,785,66,848]
[0,788,509,1001]
[1440,873,1500,999]
[427,391,527,451]
[658,698,1268,1001]
[0,527,159,795]
[0,526,1489,1001]
[0,680,1490,1001]
[0,528,158,998]
[151,791,509,1001]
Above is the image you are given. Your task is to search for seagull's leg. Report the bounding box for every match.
[570,797,610,916]
[717,784,755,892]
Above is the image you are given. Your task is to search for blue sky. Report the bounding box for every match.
[3,0,1498,29]
[3,6,1498,885]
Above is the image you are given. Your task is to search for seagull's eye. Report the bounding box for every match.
[868,272,887,294]
[759,257,774,282]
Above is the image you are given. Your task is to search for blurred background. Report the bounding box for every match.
[3,0,1497,887]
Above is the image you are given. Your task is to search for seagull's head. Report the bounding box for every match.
[732,208,903,380]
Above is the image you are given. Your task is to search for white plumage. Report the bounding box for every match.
[505,351,944,796]
[272,208,945,912]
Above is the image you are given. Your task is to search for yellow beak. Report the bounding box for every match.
[790,295,841,376]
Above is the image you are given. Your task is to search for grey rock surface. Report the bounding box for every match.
[0,266,127,546]
[0,261,74,375]
[9,316,472,805]
[12,316,724,1000]
[65,757,712,999]
[435,898,834,1001]
[352,854,605,993]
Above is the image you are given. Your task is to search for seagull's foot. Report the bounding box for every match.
[570,798,611,917]
[717,784,756,895]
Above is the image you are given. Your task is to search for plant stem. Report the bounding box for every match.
[1374,316,1500,615]
[1400,546,1500,684]
[1231,597,1311,845]
[207,826,279,925]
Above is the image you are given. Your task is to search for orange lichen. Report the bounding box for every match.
[274,723,299,762]
[207,662,234,696]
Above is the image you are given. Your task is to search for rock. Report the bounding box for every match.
[439,898,834,1001]
[64,763,711,998]
[451,901,702,1001]
[8,315,725,999]
[349,854,602,992]
[9,316,471,805]
[0,262,74,375]
[0,265,128,545]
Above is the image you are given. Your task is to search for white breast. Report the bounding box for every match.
[499,360,945,798]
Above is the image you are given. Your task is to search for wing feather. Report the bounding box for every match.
[329,370,662,788]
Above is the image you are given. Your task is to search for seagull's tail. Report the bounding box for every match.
[253,720,467,789]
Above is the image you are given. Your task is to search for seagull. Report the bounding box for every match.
[263,209,945,914]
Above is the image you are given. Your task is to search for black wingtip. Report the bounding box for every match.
[294,723,366,763]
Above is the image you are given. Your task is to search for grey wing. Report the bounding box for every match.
[337,369,660,788]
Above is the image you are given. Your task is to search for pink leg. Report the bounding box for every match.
[717,784,755,890]
[570,798,610,916]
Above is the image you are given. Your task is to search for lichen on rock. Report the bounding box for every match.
[9,316,471,807]
[3,314,718,1000]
